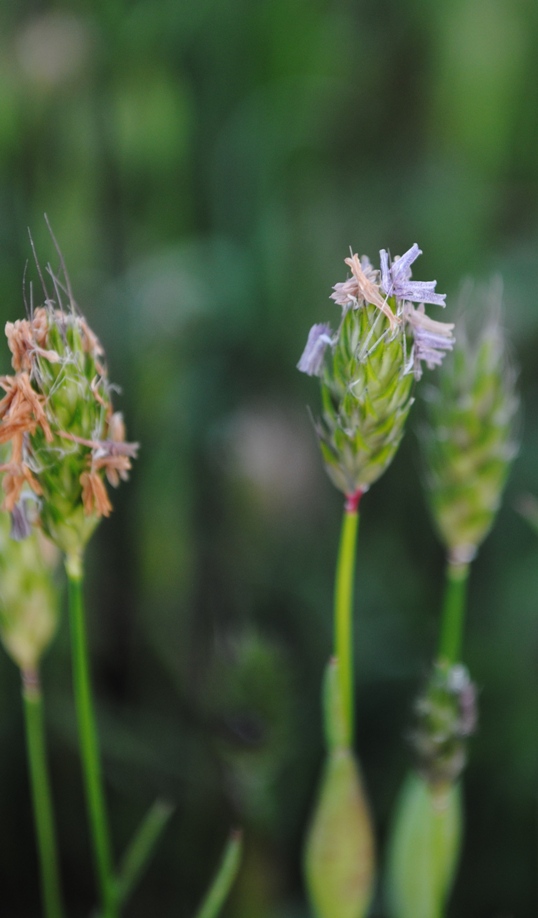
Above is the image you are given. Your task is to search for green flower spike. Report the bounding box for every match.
[298,246,454,497]
[412,661,477,789]
[422,291,519,564]
[317,300,414,495]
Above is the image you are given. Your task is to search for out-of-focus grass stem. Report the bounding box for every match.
[22,669,65,918]
[66,553,117,918]
[438,561,471,666]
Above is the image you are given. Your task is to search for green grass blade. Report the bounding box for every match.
[115,799,174,907]
[193,829,243,918]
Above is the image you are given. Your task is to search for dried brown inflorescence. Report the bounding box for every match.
[0,251,138,556]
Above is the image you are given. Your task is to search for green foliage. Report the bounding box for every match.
[204,629,296,835]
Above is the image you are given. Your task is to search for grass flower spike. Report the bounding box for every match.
[412,662,477,788]
[298,244,453,498]
[0,303,135,534]
[422,292,518,565]
[0,284,138,565]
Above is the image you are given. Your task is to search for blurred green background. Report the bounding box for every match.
[0,1,538,915]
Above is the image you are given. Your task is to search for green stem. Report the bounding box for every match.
[333,495,361,748]
[66,554,117,918]
[22,670,65,918]
[437,560,471,665]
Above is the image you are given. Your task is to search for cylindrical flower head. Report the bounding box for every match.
[298,246,453,496]
[0,507,60,672]
[422,297,519,562]
[318,303,414,494]
[385,773,462,918]
[0,276,138,558]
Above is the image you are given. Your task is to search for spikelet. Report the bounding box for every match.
[422,289,519,563]
[298,245,453,497]
[317,303,414,495]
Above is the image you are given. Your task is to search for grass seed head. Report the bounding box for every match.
[298,245,452,496]
[422,288,519,562]
[0,246,138,558]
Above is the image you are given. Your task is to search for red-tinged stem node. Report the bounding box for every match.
[345,489,364,514]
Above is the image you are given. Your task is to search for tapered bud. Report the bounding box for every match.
[304,749,375,918]
[304,659,375,918]
[386,773,462,918]
[0,508,60,672]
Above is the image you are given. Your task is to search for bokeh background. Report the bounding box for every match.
[0,1,538,915]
